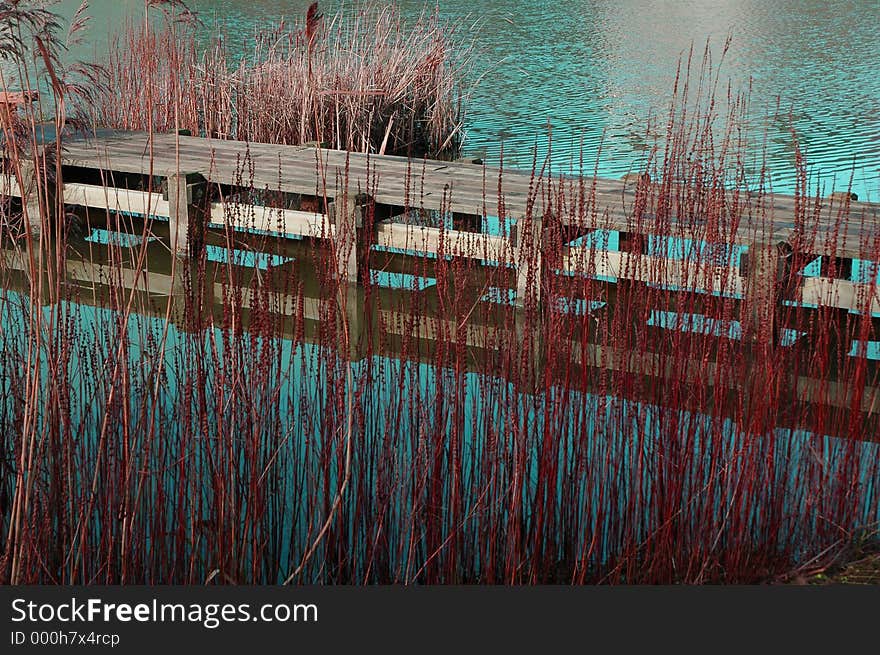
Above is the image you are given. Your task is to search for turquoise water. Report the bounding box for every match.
[35,0,880,200]
[2,282,877,581]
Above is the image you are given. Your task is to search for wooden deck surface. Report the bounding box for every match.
[58,130,880,257]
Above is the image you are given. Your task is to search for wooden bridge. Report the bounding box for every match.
[2,128,880,320]
[2,126,878,437]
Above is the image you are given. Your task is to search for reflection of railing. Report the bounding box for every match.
[570,341,878,416]
[3,241,876,443]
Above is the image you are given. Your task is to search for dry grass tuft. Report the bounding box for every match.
[97,2,468,158]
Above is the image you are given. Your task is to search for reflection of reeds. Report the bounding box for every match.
[2,5,879,585]
[97,2,466,158]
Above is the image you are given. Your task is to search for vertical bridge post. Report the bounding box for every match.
[329,191,370,284]
[741,238,794,435]
[165,173,207,257]
[19,147,53,236]
[514,214,543,308]
[513,214,544,392]
[743,240,790,349]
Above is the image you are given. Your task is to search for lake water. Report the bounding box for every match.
[40,0,880,200]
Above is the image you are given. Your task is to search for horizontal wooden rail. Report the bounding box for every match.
[375,222,511,264]
[61,183,334,240]
[63,183,169,217]
[0,175,22,197]
[209,202,332,239]
[563,247,744,297]
[798,277,880,314]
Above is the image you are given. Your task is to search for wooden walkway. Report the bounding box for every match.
[56,130,880,250]
[3,129,880,316]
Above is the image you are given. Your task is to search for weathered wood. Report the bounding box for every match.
[374,223,510,263]
[0,174,23,197]
[563,247,744,298]
[62,181,333,238]
[340,284,367,361]
[58,132,629,223]
[328,192,368,283]
[514,215,543,308]
[515,304,544,393]
[19,152,53,235]
[63,130,880,257]
[799,277,880,314]
[164,173,206,256]
[742,240,786,348]
[54,130,880,300]
[63,183,169,218]
[209,201,331,238]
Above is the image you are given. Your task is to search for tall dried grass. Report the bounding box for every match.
[97,2,467,158]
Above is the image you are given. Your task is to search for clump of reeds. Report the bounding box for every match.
[97,2,467,158]
[0,0,103,584]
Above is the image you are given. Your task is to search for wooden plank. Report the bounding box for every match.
[63,183,170,217]
[799,277,880,314]
[209,202,332,239]
[743,241,781,347]
[329,193,365,283]
[60,145,603,223]
[0,175,22,197]
[166,173,206,255]
[563,247,744,296]
[19,156,50,234]
[63,183,338,245]
[515,215,542,307]
[61,131,880,215]
[2,248,30,271]
[57,130,880,259]
[374,222,512,263]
